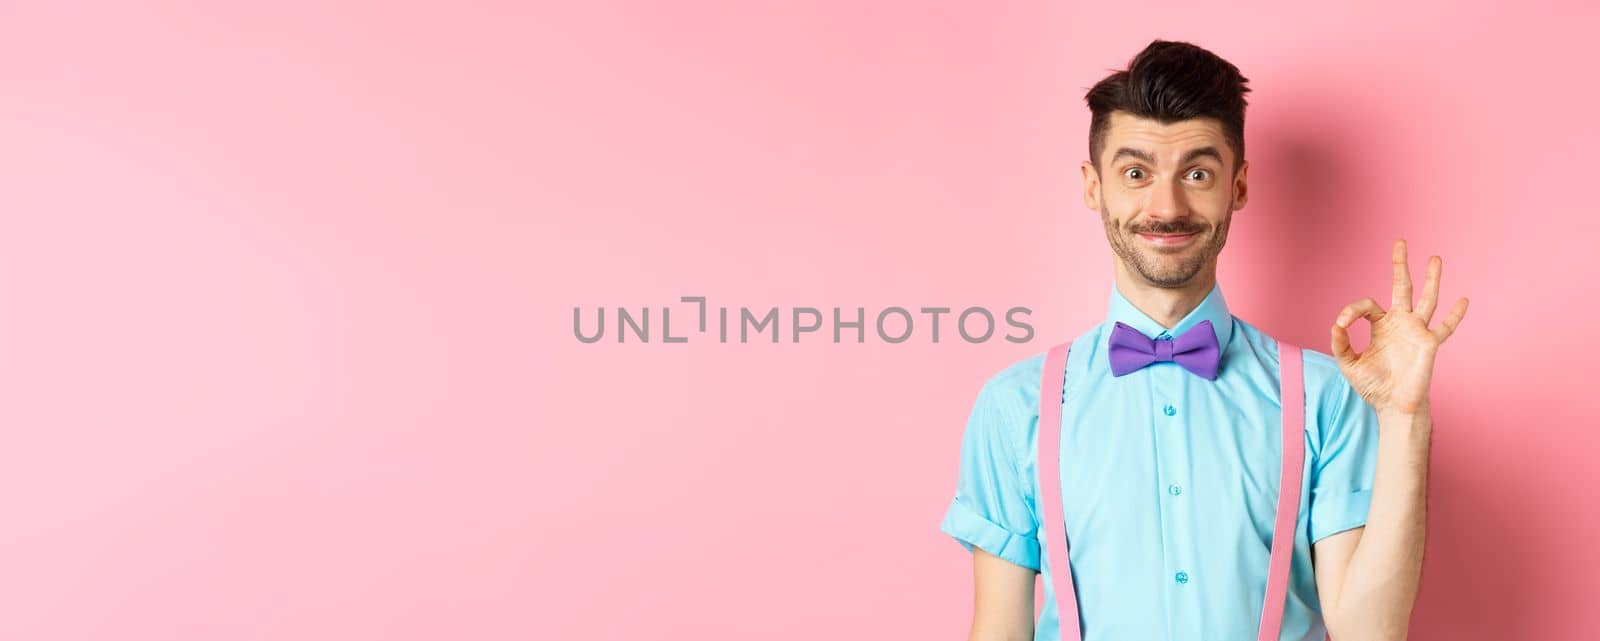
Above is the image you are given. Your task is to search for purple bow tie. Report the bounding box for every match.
[1108,319,1220,380]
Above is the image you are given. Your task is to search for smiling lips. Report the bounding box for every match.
[1137,231,1199,246]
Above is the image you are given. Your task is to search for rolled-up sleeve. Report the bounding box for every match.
[940,372,1042,572]
[1308,370,1381,544]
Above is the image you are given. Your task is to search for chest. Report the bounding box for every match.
[1053,359,1299,547]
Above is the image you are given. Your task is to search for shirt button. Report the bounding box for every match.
[1174,571,1189,584]
[1163,404,1176,416]
[1168,484,1182,496]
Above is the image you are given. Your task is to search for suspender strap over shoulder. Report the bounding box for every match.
[1035,343,1079,638]
[1035,340,1306,641]
[1261,344,1306,640]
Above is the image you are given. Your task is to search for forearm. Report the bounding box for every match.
[1331,407,1432,641]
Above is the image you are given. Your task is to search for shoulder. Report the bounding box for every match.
[1232,316,1350,406]
[972,350,1046,417]
[972,323,1102,408]
[1293,342,1365,425]
[1299,346,1348,402]
[1236,318,1373,451]
[952,353,1047,469]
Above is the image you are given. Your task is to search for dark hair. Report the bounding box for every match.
[1085,40,1251,175]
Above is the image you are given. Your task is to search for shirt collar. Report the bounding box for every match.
[1103,280,1236,354]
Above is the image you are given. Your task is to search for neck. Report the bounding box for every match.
[1112,261,1218,330]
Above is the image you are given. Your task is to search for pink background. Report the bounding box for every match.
[2,1,1595,639]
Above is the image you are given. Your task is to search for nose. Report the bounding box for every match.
[1144,175,1189,225]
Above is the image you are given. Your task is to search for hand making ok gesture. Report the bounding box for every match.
[1330,239,1469,417]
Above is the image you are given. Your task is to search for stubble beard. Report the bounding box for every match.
[1101,204,1232,289]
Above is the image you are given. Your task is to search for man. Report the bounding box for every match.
[938,40,1468,641]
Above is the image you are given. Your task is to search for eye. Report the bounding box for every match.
[1187,169,1211,181]
[1124,167,1147,180]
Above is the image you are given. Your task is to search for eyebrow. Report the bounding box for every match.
[1109,146,1225,167]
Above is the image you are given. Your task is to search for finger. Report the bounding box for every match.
[1331,320,1358,365]
[1335,297,1387,329]
[1391,238,1413,313]
[1432,297,1469,344]
[1415,255,1442,323]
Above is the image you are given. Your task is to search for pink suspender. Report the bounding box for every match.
[1261,343,1306,640]
[1036,343,1082,639]
[1035,340,1306,641]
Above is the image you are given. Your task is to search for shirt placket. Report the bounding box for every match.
[1150,330,1197,640]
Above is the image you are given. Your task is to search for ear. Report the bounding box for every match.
[1081,160,1101,211]
[1231,160,1249,212]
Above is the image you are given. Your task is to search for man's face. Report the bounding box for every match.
[1081,111,1249,288]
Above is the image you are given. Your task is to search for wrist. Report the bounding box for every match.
[1378,406,1433,432]
[1378,397,1430,419]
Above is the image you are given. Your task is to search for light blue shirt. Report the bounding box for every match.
[940,280,1380,641]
